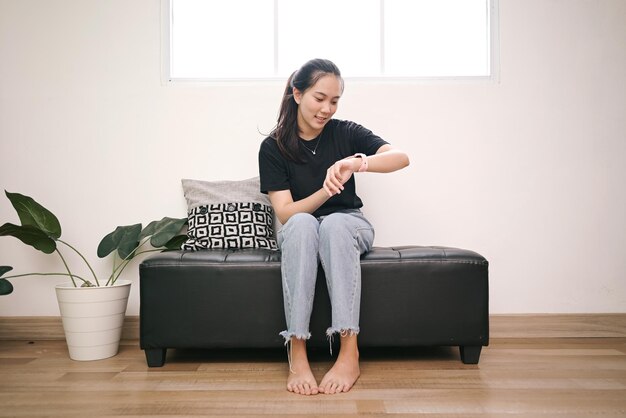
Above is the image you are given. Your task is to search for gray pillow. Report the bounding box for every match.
[182,177,270,209]
[181,177,278,251]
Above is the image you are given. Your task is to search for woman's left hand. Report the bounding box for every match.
[323,158,358,197]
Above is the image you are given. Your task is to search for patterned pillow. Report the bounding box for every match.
[181,177,278,250]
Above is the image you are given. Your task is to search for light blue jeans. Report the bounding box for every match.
[277,209,375,343]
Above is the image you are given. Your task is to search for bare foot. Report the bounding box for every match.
[319,335,360,394]
[286,339,319,396]
[287,363,319,395]
[319,356,360,394]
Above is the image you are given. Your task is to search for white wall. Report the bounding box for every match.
[1,0,624,316]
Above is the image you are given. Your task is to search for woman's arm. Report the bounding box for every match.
[270,145,410,224]
[365,144,410,173]
[268,189,330,225]
[324,145,410,195]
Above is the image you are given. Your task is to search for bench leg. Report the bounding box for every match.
[145,348,167,367]
[459,345,482,364]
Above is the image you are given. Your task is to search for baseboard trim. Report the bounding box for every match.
[0,316,139,341]
[489,313,626,338]
[0,314,624,341]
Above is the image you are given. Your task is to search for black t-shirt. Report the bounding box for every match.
[258,119,389,218]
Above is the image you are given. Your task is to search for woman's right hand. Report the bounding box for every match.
[323,158,359,197]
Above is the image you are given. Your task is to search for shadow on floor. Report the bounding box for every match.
[163,345,458,364]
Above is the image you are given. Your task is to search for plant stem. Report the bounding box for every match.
[107,259,129,287]
[3,272,89,283]
[55,249,77,287]
[105,237,152,286]
[107,248,163,286]
[58,239,100,287]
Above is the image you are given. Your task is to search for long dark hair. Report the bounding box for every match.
[271,58,343,162]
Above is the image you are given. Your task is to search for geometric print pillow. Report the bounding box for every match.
[181,202,278,250]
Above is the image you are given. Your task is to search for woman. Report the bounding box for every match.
[258,58,409,395]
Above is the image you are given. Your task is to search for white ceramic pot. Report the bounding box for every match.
[55,280,131,361]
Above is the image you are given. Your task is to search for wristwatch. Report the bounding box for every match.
[353,153,368,172]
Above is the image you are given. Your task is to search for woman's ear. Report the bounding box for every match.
[293,87,302,104]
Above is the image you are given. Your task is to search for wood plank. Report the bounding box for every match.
[0,337,625,416]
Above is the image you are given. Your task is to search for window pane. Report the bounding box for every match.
[384,0,489,77]
[277,0,380,77]
[171,0,274,78]
[168,0,494,80]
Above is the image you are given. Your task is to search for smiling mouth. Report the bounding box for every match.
[315,116,327,123]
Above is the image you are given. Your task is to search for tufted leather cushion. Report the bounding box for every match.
[142,246,487,265]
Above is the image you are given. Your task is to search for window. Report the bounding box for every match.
[164,0,498,81]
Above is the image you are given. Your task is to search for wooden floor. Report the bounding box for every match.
[0,338,625,417]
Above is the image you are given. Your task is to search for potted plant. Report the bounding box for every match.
[0,191,186,361]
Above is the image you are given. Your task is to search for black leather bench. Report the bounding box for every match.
[139,245,489,367]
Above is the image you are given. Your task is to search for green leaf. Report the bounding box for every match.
[0,223,57,254]
[0,266,13,295]
[97,223,142,259]
[0,267,15,295]
[162,234,187,250]
[141,217,187,248]
[138,221,157,240]
[0,278,13,295]
[5,191,61,239]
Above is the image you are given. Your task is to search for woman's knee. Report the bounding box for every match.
[278,213,319,246]
[319,212,374,252]
[318,213,353,239]
[286,212,318,230]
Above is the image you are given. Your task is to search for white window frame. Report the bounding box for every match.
[161,0,499,84]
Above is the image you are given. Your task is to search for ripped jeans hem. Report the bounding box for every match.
[279,330,311,344]
[326,327,360,338]
[325,327,360,356]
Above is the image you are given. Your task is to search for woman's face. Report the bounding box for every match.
[294,74,342,139]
